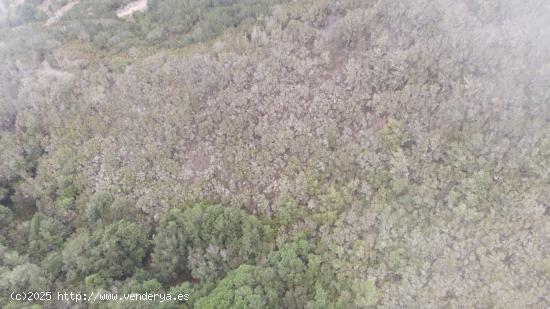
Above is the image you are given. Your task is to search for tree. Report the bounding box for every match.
[0,263,50,295]
[266,237,334,309]
[0,205,13,244]
[194,264,281,309]
[84,191,114,225]
[93,220,149,279]
[62,230,93,282]
[41,252,63,280]
[28,213,68,261]
[152,204,267,282]
[63,220,149,281]
[10,3,46,27]
[84,192,137,227]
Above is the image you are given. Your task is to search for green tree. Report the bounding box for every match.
[194,264,281,309]
[84,191,114,225]
[84,192,137,227]
[0,263,50,295]
[152,204,267,282]
[41,252,63,280]
[0,205,13,244]
[92,220,149,279]
[63,220,149,281]
[266,237,330,309]
[63,230,93,282]
[28,213,68,261]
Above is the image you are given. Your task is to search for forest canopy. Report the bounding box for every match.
[0,0,549,308]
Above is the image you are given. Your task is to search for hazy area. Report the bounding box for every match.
[116,0,147,18]
[0,0,549,308]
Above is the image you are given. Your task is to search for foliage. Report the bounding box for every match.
[63,220,148,281]
[152,204,267,282]
[28,214,68,261]
[0,0,548,307]
[0,205,13,235]
[194,264,280,309]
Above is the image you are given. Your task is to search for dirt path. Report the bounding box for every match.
[45,0,78,26]
[116,0,148,18]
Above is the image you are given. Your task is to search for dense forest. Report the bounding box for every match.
[0,0,549,308]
